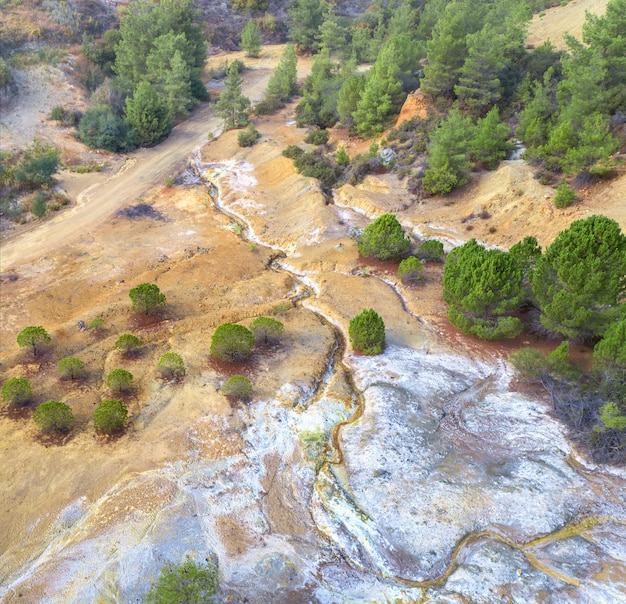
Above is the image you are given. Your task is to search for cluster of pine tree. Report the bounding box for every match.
[285,0,624,195]
[78,0,208,150]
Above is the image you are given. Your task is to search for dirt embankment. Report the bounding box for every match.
[526,0,610,50]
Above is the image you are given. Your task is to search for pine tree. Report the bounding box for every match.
[125,82,173,146]
[241,19,262,58]
[470,106,511,169]
[532,216,626,342]
[216,63,251,130]
[423,109,474,195]
[443,239,524,339]
[288,0,327,54]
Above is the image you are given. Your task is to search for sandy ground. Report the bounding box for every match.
[526,0,610,50]
[0,10,625,601]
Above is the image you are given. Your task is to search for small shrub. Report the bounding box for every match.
[157,352,186,380]
[221,375,253,401]
[254,97,284,115]
[417,240,445,262]
[509,348,548,380]
[336,146,350,167]
[106,368,133,393]
[93,399,128,434]
[144,557,219,604]
[210,324,255,362]
[250,316,284,345]
[553,183,578,208]
[78,105,137,152]
[292,151,341,188]
[304,129,330,146]
[358,214,410,261]
[271,302,291,315]
[115,333,141,354]
[282,145,304,159]
[31,192,47,218]
[349,309,385,356]
[57,356,85,380]
[33,401,74,434]
[398,257,425,285]
[88,317,106,332]
[16,326,51,356]
[1,377,32,406]
[237,122,260,147]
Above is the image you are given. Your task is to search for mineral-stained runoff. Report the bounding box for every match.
[1,128,626,603]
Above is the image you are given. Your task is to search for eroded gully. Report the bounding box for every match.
[190,154,624,596]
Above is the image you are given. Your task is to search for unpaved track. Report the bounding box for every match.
[0,67,273,270]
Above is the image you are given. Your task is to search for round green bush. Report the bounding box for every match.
[94,399,128,434]
[157,352,186,380]
[221,375,253,401]
[33,401,74,434]
[349,309,385,355]
[210,323,255,362]
[304,129,330,145]
[1,377,32,406]
[398,257,425,285]
[106,368,134,393]
[553,183,578,208]
[129,283,166,314]
[57,356,86,380]
[250,316,284,345]
[115,333,142,353]
[417,239,445,262]
[357,214,410,261]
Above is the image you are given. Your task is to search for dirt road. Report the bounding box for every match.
[0,53,289,270]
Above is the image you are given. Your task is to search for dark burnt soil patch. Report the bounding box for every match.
[34,429,76,447]
[115,204,167,221]
[208,354,259,378]
[127,309,169,330]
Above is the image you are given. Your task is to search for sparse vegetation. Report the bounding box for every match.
[144,557,219,604]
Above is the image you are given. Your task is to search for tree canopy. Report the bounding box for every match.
[210,323,255,362]
[443,239,524,339]
[532,215,626,342]
[357,213,410,261]
[16,326,51,356]
[129,283,166,314]
[349,309,385,355]
[33,401,74,434]
[1,377,32,406]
